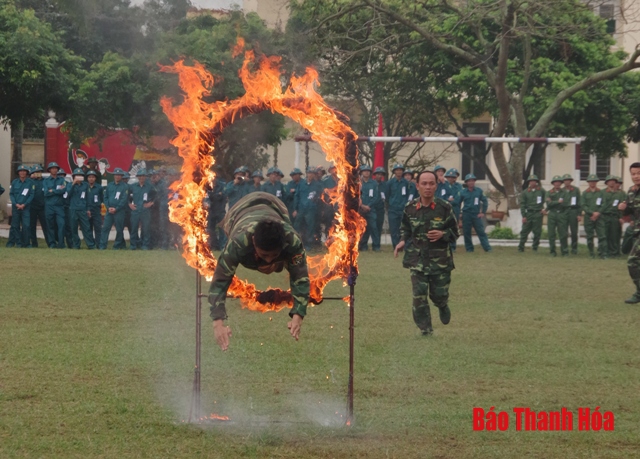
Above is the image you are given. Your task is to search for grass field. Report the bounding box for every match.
[1,240,639,458]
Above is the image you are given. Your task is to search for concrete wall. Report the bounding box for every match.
[0,126,11,220]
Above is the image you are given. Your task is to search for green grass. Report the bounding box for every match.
[1,241,639,458]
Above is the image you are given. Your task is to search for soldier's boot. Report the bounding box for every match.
[414,305,433,336]
[438,305,451,325]
[625,280,640,304]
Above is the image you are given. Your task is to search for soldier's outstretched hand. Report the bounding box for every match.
[288,314,303,340]
[394,240,405,258]
[213,320,232,351]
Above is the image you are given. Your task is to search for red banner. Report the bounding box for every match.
[373,113,384,170]
[47,124,179,181]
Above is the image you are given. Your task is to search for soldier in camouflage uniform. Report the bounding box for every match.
[562,174,582,254]
[395,171,459,336]
[545,175,569,257]
[582,174,606,258]
[619,163,640,303]
[602,175,624,258]
[518,174,545,252]
[208,192,309,350]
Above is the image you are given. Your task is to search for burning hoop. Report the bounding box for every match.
[160,40,366,310]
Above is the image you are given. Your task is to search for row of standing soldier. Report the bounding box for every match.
[4,162,177,250]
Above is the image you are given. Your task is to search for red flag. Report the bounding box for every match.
[373,112,384,170]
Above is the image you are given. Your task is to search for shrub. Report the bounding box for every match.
[488,227,518,239]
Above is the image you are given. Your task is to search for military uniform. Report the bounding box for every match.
[121,173,132,249]
[86,171,104,245]
[546,176,569,256]
[28,165,50,248]
[60,170,73,248]
[99,169,129,250]
[358,166,380,251]
[293,170,324,248]
[458,174,491,252]
[401,197,458,334]
[7,166,35,248]
[622,181,640,302]
[518,175,546,252]
[225,168,249,209]
[43,163,67,248]
[562,174,581,254]
[261,168,286,200]
[582,175,606,258]
[284,168,303,223]
[387,164,411,248]
[128,169,156,250]
[373,167,388,248]
[68,169,96,249]
[602,176,624,257]
[208,192,309,321]
[206,177,227,251]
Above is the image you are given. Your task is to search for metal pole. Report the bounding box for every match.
[195,270,202,421]
[347,267,356,425]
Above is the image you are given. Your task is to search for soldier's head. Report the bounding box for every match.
[416,170,437,200]
[253,219,286,263]
[87,171,97,185]
[630,162,640,186]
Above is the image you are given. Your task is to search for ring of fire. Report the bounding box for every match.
[160,44,367,313]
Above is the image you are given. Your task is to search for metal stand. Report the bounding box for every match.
[189,270,203,422]
[347,267,357,425]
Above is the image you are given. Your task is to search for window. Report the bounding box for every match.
[461,122,489,180]
[600,4,616,34]
[580,152,610,180]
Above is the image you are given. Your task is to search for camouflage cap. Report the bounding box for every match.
[113,168,126,176]
[562,173,574,181]
[464,173,477,182]
[391,163,405,172]
[445,168,460,178]
[266,167,276,175]
[373,166,386,175]
[551,175,564,183]
[136,168,149,177]
[16,164,30,173]
[86,170,98,177]
[434,165,446,172]
[31,164,44,173]
[252,170,264,179]
[616,176,624,183]
[527,174,539,182]
[290,168,303,176]
[604,174,616,183]
[586,174,599,182]
[72,168,85,176]
[359,164,372,172]
[46,162,60,171]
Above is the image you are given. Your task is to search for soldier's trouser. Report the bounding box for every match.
[547,211,568,255]
[603,214,622,256]
[88,207,103,246]
[627,236,640,294]
[462,213,491,252]
[130,210,151,250]
[45,204,66,248]
[358,210,379,251]
[71,209,96,249]
[374,206,385,246]
[584,215,606,257]
[622,226,635,255]
[63,206,73,248]
[100,210,125,249]
[388,209,403,248]
[294,208,317,248]
[518,213,543,250]
[30,205,49,247]
[208,213,225,250]
[566,209,580,253]
[410,269,451,332]
[8,206,30,247]
[120,209,131,249]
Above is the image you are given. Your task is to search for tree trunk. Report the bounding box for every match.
[273,144,278,168]
[11,119,24,182]
[507,143,528,206]
[490,142,517,209]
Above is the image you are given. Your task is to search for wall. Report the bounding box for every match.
[0,126,11,219]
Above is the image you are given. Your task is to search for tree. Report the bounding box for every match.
[155,11,289,178]
[302,0,640,210]
[0,0,82,178]
[288,1,468,170]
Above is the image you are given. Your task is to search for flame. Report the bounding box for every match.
[160,39,366,312]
